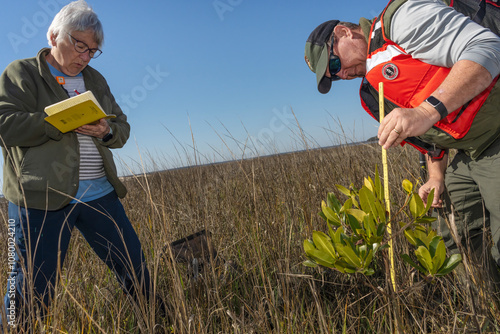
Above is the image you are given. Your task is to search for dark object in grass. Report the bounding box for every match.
[165,229,217,280]
[168,229,217,263]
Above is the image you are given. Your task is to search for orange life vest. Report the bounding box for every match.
[359,0,498,157]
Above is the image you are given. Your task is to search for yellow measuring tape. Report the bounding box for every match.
[379,82,397,293]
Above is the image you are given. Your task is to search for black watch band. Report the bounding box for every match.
[102,132,113,142]
[425,96,448,120]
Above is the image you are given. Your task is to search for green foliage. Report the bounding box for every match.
[304,166,387,276]
[400,219,462,278]
[304,166,461,280]
[399,181,462,277]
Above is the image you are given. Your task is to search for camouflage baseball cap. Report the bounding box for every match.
[304,20,339,94]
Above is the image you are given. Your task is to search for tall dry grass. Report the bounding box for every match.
[0,136,499,333]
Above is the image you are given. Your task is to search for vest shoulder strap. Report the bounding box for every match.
[381,0,409,40]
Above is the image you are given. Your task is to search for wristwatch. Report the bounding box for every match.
[425,96,448,120]
[102,128,113,142]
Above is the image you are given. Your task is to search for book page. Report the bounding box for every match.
[44,91,105,116]
[44,90,115,133]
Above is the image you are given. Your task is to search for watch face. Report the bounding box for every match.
[103,133,113,142]
[426,96,448,120]
[427,96,440,107]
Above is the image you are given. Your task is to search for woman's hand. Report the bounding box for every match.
[75,118,110,139]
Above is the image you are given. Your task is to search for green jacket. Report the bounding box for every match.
[0,48,129,210]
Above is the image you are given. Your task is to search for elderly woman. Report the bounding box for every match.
[0,0,150,327]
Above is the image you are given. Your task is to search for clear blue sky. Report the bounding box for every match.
[0,0,383,178]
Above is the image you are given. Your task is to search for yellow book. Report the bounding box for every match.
[44,90,116,133]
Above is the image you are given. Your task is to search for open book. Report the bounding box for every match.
[44,90,116,133]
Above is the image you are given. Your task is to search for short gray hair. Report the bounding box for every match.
[338,21,360,30]
[47,0,104,48]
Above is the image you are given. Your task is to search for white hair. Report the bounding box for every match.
[47,0,104,48]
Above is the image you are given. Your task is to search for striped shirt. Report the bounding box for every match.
[47,63,114,203]
[57,75,106,180]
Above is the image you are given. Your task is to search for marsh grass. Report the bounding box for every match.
[0,136,499,333]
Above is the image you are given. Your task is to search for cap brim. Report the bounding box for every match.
[315,46,331,94]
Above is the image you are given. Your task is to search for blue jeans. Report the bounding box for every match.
[2,191,150,326]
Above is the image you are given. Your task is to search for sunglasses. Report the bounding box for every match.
[329,34,342,81]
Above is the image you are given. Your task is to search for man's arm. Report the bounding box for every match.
[378,0,500,149]
[378,59,493,149]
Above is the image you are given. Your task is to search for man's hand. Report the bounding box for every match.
[419,177,445,208]
[377,104,440,150]
[418,152,449,208]
[75,118,110,139]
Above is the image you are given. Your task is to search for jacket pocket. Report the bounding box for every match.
[19,138,79,193]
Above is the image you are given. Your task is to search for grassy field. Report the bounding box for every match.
[1,141,499,333]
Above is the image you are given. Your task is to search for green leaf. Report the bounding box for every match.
[321,202,341,226]
[433,239,446,273]
[302,260,318,268]
[416,194,427,217]
[346,214,363,233]
[343,198,354,212]
[414,216,437,225]
[318,211,327,222]
[364,177,375,193]
[359,244,367,259]
[425,188,435,213]
[378,244,390,251]
[359,186,379,218]
[414,237,428,249]
[415,246,434,274]
[305,249,336,268]
[334,227,344,245]
[312,231,337,260]
[436,254,462,276]
[363,214,376,237]
[402,179,413,194]
[401,254,428,274]
[328,224,337,244]
[346,209,366,225]
[364,249,374,268]
[333,262,347,273]
[409,194,425,219]
[351,196,360,209]
[303,239,316,253]
[337,244,362,268]
[327,193,342,212]
[374,197,386,222]
[414,227,436,247]
[428,236,442,259]
[364,268,375,276]
[404,229,418,247]
[376,222,386,239]
[334,259,357,273]
[336,184,351,198]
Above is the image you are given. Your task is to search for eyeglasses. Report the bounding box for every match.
[68,34,102,59]
[328,33,341,81]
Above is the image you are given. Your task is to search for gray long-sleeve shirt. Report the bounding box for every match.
[391,0,500,77]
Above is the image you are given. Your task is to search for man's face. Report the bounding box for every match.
[325,25,368,80]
